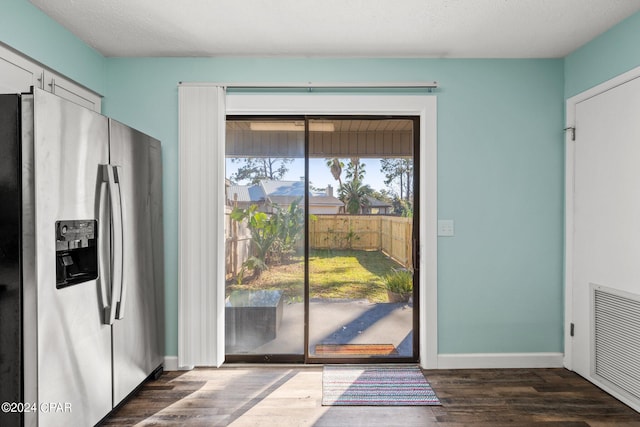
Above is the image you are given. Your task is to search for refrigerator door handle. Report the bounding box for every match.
[113,165,127,320]
[98,172,111,324]
[103,164,123,325]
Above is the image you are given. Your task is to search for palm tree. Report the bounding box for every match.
[326,157,343,187]
[339,179,372,214]
[345,157,365,182]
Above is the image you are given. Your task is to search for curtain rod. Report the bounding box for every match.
[178,81,438,89]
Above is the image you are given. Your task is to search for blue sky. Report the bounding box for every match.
[226,158,389,193]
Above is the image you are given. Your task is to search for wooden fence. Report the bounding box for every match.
[225,206,252,279]
[226,213,414,277]
[309,215,413,268]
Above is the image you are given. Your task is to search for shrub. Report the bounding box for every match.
[383,269,413,294]
[230,198,306,276]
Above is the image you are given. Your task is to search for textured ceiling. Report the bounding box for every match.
[28,0,640,58]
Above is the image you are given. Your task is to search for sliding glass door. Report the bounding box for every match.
[306,118,417,362]
[225,116,418,363]
[224,119,306,360]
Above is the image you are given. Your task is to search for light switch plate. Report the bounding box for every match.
[438,219,455,237]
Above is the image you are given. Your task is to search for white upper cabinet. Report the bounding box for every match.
[0,46,43,93]
[43,70,102,112]
[0,44,102,113]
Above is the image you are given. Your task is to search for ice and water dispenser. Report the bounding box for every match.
[55,220,98,288]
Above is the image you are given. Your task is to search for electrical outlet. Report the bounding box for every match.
[437,220,455,237]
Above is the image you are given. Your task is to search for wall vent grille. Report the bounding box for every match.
[594,286,640,401]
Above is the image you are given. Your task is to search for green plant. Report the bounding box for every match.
[339,179,372,214]
[270,198,305,263]
[323,218,360,252]
[230,204,278,273]
[230,198,307,276]
[382,269,413,294]
[344,228,360,249]
[236,256,267,285]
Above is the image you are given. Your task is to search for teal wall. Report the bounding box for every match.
[104,58,565,356]
[565,11,640,98]
[0,0,106,94]
[24,0,640,358]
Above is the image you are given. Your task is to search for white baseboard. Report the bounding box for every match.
[437,352,564,369]
[163,356,179,371]
[166,353,563,371]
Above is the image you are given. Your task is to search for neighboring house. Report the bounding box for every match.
[307,194,344,214]
[308,183,343,214]
[225,180,343,214]
[362,195,393,215]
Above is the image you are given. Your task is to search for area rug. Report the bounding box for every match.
[322,364,441,406]
[315,344,398,356]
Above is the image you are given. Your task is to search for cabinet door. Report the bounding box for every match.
[43,70,102,113]
[1,46,102,112]
[0,45,43,93]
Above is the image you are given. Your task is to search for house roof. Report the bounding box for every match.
[260,180,304,207]
[228,180,344,208]
[365,196,393,208]
[261,180,305,197]
[227,184,264,203]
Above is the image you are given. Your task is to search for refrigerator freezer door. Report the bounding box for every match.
[109,119,165,406]
[0,94,22,427]
[32,89,112,427]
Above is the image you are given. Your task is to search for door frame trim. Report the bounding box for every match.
[302,115,420,365]
[564,65,640,371]
[226,94,438,368]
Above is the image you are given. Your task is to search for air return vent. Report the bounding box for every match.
[593,285,640,401]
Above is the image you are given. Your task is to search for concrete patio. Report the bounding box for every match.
[226,298,413,357]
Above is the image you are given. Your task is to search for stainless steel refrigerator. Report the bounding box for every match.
[0,88,164,427]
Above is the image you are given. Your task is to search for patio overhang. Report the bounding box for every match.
[226,119,414,158]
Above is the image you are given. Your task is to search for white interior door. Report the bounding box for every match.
[571,75,640,395]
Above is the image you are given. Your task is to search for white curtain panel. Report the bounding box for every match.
[177,85,226,368]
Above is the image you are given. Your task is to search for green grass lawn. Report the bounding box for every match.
[226,249,405,303]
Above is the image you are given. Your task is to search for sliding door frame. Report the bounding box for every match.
[225,94,438,368]
[303,115,420,365]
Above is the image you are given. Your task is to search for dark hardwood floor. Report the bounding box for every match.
[101,366,640,426]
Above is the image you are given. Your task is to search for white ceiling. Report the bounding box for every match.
[28,0,640,58]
